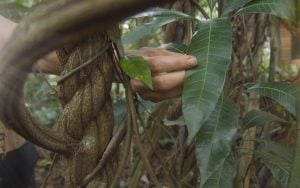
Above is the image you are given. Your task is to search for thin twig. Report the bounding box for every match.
[36,67,59,96]
[192,0,209,19]
[42,153,57,188]
[57,42,112,84]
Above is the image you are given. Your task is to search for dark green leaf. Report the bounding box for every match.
[120,56,152,89]
[196,98,237,188]
[122,8,195,45]
[222,0,252,17]
[183,18,233,141]
[242,109,286,131]
[247,82,298,116]
[236,0,295,20]
[255,150,290,188]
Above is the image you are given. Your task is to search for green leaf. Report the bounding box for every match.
[222,0,252,17]
[246,82,299,116]
[162,43,188,54]
[242,109,286,131]
[207,0,217,12]
[196,97,238,188]
[257,139,293,163]
[122,8,195,45]
[183,18,233,141]
[132,8,195,19]
[236,0,295,21]
[255,150,290,188]
[120,56,152,89]
[201,155,236,188]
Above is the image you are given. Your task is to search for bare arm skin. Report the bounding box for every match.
[0,15,197,102]
[0,15,61,75]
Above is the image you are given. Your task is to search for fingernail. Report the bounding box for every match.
[187,56,197,66]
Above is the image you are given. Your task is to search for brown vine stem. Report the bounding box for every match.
[127,90,162,187]
[42,153,57,188]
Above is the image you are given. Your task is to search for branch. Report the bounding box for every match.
[0,0,175,153]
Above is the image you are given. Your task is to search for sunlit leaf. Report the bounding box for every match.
[183,18,232,141]
[255,150,290,188]
[196,97,237,188]
[222,0,252,17]
[122,8,195,45]
[247,82,298,116]
[236,0,295,20]
[242,109,286,131]
[120,56,152,89]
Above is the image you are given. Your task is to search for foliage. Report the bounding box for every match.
[122,0,299,187]
[2,0,300,187]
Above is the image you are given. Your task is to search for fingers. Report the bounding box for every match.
[131,71,185,92]
[126,47,179,57]
[146,55,197,74]
[131,71,185,102]
[134,85,183,103]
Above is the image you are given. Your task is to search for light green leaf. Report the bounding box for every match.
[247,82,299,116]
[222,0,252,17]
[236,0,295,20]
[196,97,237,188]
[183,18,233,141]
[255,150,290,188]
[120,56,152,89]
[242,109,286,131]
[122,8,195,45]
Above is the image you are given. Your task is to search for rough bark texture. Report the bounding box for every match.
[56,33,115,187]
[0,0,175,186]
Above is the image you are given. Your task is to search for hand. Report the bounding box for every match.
[129,47,198,102]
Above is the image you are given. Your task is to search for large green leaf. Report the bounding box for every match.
[255,150,290,188]
[221,0,252,17]
[122,8,195,45]
[236,0,295,21]
[242,109,286,131]
[196,97,238,188]
[120,56,153,89]
[246,82,298,116]
[182,18,232,141]
[200,155,236,188]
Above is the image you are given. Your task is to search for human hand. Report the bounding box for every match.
[128,47,198,102]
